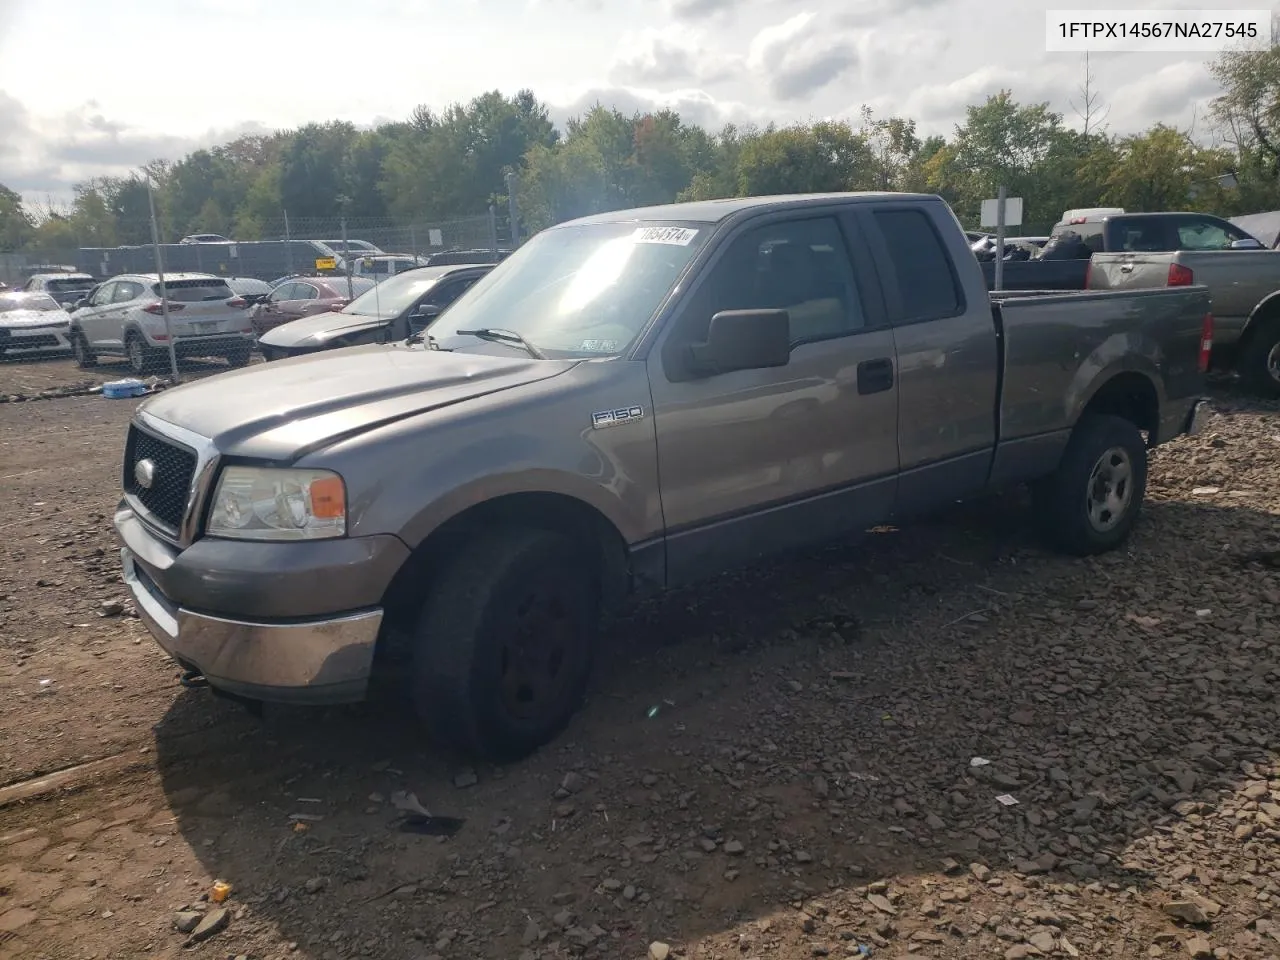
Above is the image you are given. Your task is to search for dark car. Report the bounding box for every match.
[257,263,492,361]
[251,275,377,337]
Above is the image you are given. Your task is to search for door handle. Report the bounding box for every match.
[857,357,894,395]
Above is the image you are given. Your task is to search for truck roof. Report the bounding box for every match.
[560,192,940,227]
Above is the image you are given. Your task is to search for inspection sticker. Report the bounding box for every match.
[633,226,698,245]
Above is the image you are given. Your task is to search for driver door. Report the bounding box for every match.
[646,211,900,585]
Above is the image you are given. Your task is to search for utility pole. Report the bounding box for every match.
[145,176,181,383]
[283,207,293,275]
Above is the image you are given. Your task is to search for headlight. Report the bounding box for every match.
[207,466,346,541]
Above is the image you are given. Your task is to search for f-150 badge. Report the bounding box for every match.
[592,405,644,428]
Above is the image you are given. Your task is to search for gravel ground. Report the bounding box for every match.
[0,368,1277,960]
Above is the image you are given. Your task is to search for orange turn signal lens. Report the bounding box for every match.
[309,475,346,520]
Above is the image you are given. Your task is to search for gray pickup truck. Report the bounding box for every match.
[1088,248,1280,395]
[114,192,1211,759]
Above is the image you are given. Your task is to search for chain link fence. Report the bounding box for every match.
[0,211,515,388]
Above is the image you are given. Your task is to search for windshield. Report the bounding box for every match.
[0,293,60,313]
[342,270,437,317]
[430,221,709,357]
[154,279,234,302]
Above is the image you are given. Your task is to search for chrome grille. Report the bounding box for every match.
[123,424,197,532]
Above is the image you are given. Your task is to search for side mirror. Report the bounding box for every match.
[413,303,443,320]
[73,298,89,310]
[1230,238,1264,250]
[688,309,791,375]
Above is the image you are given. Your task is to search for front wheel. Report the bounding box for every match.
[71,331,97,368]
[410,528,598,761]
[1034,414,1148,556]
[1238,316,1280,398]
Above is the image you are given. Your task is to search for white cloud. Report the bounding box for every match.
[746,12,859,100]
[0,0,1238,202]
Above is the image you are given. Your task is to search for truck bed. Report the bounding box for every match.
[988,286,1211,481]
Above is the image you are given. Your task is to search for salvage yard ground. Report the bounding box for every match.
[1,357,1278,960]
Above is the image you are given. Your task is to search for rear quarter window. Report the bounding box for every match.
[872,208,963,322]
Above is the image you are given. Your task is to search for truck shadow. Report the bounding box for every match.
[151,493,1278,959]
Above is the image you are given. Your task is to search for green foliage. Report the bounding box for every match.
[8,57,1280,254]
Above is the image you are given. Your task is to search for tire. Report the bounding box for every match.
[224,345,252,368]
[125,333,161,375]
[1238,316,1280,398]
[411,527,598,761]
[1034,414,1148,556]
[71,331,97,368]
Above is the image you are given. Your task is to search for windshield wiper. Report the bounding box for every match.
[454,327,546,359]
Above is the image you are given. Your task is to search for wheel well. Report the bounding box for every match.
[379,492,632,651]
[1081,372,1159,443]
[1241,296,1280,355]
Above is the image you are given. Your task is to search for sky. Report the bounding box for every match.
[0,0,1264,205]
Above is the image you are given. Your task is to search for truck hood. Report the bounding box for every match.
[258,310,387,347]
[138,343,577,460]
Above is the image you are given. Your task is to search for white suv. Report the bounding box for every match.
[69,273,256,374]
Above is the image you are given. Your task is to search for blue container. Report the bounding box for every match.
[102,378,148,399]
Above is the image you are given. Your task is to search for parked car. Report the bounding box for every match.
[318,239,383,258]
[346,254,425,280]
[22,272,97,306]
[180,234,231,244]
[0,291,73,357]
[1088,248,1280,395]
[250,275,377,337]
[257,264,492,360]
[1048,211,1266,255]
[68,272,256,374]
[223,276,274,308]
[113,191,1210,761]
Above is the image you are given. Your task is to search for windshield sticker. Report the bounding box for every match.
[633,226,699,246]
[578,339,620,353]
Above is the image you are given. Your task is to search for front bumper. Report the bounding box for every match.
[122,547,381,703]
[0,327,71,351]
[115,501,407,704]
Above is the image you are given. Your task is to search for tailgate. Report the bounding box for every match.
[156,279,245,334]
[1087,253,1174,291]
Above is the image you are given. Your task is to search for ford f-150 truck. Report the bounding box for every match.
[1087,248,1280,396]
[114,192,1212,760]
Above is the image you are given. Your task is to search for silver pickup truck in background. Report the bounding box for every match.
[113,192,1212,760]
[1088,248,1280,395]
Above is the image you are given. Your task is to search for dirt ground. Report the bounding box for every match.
[1,356,1278,960]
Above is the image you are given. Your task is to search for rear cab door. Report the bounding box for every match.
[854,200,999,516]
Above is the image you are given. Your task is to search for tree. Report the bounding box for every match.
[0,184,33,250]
[1101,125,1232,211]
[1210,46,1280,177]
[1070,53,1110,137]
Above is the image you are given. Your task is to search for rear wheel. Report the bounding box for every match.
[1238,315,1280,398]
[1034,414,1148,556]
[224,344,252,368]
[125,333,162,375]
[410,528,598,760]
[71,331,97,368]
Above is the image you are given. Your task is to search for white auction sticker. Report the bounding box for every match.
[1045,9,1268,52]
[633,226,699,245]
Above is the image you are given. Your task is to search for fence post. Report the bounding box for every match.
[504,171,520,248]
[488,205,498,258]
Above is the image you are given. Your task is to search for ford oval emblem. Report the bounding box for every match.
[134,458,156,489]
